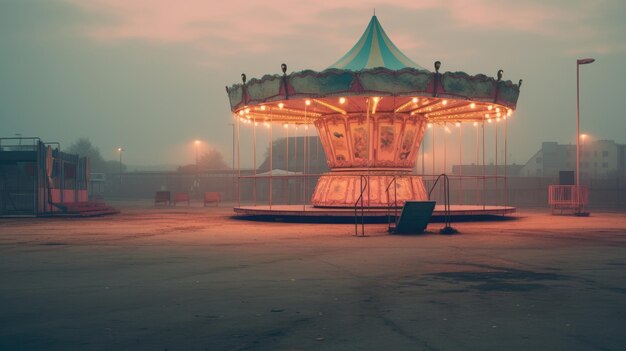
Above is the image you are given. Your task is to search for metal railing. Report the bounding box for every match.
[385,176,399,232]
[548,185,589,213]
[428,173,454,232]
[354,175,368,237]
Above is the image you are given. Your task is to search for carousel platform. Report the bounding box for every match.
[233,204,515,221]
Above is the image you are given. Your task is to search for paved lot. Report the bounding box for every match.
[1,202,625,350]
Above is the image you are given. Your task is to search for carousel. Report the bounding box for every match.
[225,15,521,219]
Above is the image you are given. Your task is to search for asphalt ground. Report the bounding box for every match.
[1,201,625,350]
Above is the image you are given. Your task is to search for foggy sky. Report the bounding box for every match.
[1,0,625,170]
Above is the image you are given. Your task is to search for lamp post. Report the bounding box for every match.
[116,147,124,185]
[229,123,235,202]
[576,58,594,214]
[194,140,200,196]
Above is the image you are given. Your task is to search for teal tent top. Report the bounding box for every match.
[328,15,425,71]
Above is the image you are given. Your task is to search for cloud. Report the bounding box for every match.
[64,0,623,67]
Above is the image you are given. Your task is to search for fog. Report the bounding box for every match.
[1,0,625,170]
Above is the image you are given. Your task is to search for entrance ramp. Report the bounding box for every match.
[390,201,436,234]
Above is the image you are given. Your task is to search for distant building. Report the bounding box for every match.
[451,164,523,177]
[520,140,626,179]
[258,136,329,174]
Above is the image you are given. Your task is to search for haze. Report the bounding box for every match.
[1,0,625,169]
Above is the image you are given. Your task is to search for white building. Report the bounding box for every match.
[521,140,625,179]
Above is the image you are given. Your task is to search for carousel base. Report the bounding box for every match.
[233,204,516,222]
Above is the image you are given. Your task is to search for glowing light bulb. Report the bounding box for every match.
[485,114,489,118]
[305,100,311,106]
[488,119,493,123]
[260,105,266,111]
[455,122,461,127]
[264,122,270,128]
[245,108,250,114]
[445,126,451,133]
[496,117,501,122]
[473,121,478,127]
[283,124,288,129]
[339,97,346,104]
[412,97,418,103]
[470,102,476,109]
[488,105,493,110]
[254,122,258,126]
[507,109,513,117]
[373,96,380,102]
[495,107,500,113]
[278,103,284,109]
[427,123,433,128]
[496,112,501,117]
[442,100,448,106]
[239,110,244,116]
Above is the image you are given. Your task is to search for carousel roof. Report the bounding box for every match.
[328,16,425,71]
[226,15,521,125]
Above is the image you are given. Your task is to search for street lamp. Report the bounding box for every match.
[194,140,201,168]
[116,147,124,185]
[194,140,201,196]
[576,58,595,214]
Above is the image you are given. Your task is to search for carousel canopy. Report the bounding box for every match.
[328,15,425,71]
[226,15,521,125]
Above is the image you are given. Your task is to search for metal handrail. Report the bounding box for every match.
[354,175,368,237]
[385,176,398,232]
[428,173,453,232]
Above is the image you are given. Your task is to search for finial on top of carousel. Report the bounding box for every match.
[241,73,247,104]
[281,63,289,99]
[433,61,442,97]
[518,79,523,88]
[497,69,503,81]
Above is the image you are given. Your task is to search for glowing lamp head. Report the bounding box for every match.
[470,102,476,109]
[373,96,380,102]
[427,123,433,128]
[339,97,346,104]
[455,122,461,127]
[473,122,478,127]
[260,105,266,111]
[487,105,493,110]
[238,110,244,116]
[194,140,200,145]
[305,99,311,106]
[117,147,123,152]
[412,97,418,103]
[442,99,448,106]
[577,58,595,65]
[278,102,284,109]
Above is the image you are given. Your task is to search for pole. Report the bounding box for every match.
[458,123,462,205]
[576,62,580,211]
[119,149,123,185]
[253,120,257,205]
[231,123,235,202]
[574,58,595,213]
